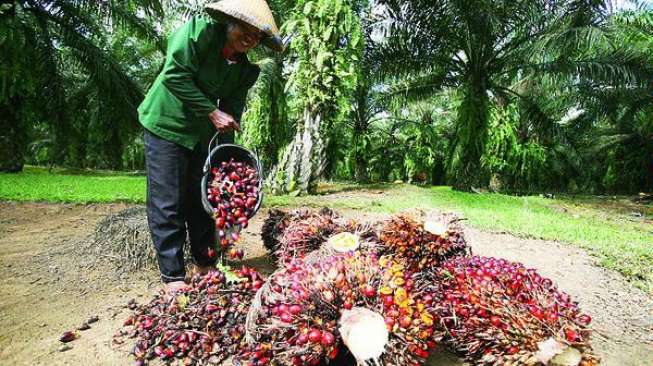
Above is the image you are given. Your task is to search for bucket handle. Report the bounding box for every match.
[205,131,221,175]
[205,99,222,175]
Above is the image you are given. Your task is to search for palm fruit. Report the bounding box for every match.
[268,208,342,264]
[425,256,598,366]
[116,267,263,365]
[261,209,304,254]
[379,214,468,271]
[239,248,435,366]
[261,208,341,263]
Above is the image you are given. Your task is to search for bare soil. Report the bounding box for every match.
[0,202,651,366]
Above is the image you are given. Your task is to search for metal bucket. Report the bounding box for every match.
[200,134,263,219]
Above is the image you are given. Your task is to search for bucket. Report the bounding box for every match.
[201,134,263,219]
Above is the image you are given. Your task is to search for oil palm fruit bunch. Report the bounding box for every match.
[264,208,342,264]
[261,208,339,256]
[427,256,598,366]
[116,267,264,366]
[207,158,260,259]
[379,214,468,271]
[261,209,295,253]
[239,243,435,366]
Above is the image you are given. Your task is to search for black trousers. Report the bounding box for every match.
[144,129,233,282]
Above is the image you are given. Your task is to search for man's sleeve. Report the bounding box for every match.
[221,64,261,124]
[161,17,216,119]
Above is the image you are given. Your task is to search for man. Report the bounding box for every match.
[138,0,283,293]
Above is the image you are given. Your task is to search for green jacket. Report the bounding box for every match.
[138,16,260,150]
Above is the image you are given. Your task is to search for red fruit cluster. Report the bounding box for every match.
[275,212,341,264]
[240,251,434,366]
[116,267,263,365]
[207,159,259,259]
[261,208,340,263]
[425,256,598,365]
[379,215,468,271]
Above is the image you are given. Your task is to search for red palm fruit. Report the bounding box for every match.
[363,285,376,297]
[383,295,394,307]
[321,331,335,346]
[246,197,257,208]
[565,328,580,342]
[242,252,433,366]
[296,333,309,345]
[578,314,592,325]
[60,331,76,343]
[215,217,225,229]
[280,312,293,323]
[308,329,322,343]
[490,316,502,328]
[425,256,598,365]
[399,316,412,328]
[289,305,302,315]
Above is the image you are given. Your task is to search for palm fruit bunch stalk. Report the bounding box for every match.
[239,235,436,366]
[378,214,468,271]
[262,208,342,264]
[424,256,598,366]
[115,266,264,366]
[207,158,260,260]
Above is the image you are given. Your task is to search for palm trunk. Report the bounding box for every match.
[0,95,27,173]
[352,122,369,183]
[448,76,490,191]
[271,107,326,195]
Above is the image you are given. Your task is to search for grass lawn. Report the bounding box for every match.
[0,166,146,203]
[2,166,652,292]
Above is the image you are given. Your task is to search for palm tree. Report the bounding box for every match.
[371,0,650,190]
[0,1,163,172]
[269,0,363,195]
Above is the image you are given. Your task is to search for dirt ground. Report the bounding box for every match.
[0,202,651,366]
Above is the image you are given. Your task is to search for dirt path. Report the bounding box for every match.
[0,202,651,366]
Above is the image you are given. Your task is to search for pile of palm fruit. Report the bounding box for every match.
[117,208,597,366]
[114,267,263,366]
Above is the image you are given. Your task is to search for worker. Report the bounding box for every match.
[138,0,283,293]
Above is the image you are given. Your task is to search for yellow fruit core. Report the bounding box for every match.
[327,232,360,252]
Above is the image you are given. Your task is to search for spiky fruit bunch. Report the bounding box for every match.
[115,267,263,365]
[379,214,468,271]
[261,209,310,254]
[240,250,435,366]
[261,208,339,259]
[272,209,342,264]
[207,158,260,259]
[427,256,598,366]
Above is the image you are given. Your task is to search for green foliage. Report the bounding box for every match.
[482,104,548,192]
[239,55,290,172]
[372,0,652,191]
[270,0,363,194]
[3,0,653,195]
[0,0,164,172]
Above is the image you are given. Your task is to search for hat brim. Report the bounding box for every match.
[205,8,284,53]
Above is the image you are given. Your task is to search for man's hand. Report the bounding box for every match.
[209,109,241,133]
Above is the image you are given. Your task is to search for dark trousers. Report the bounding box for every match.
[144,129,232,282]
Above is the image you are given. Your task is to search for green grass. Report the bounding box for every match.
[0,166,146,203]
[2,167,652,292]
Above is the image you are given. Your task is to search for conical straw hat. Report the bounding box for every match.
[205,0,283,52]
